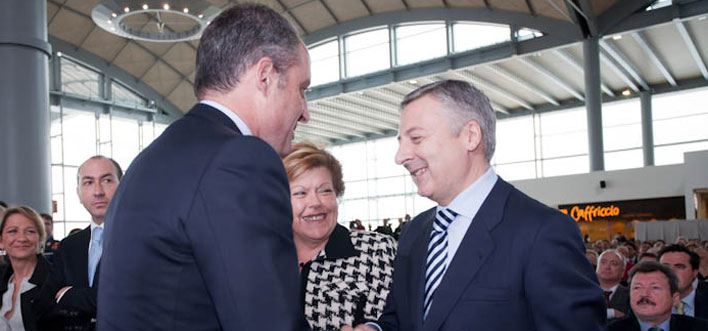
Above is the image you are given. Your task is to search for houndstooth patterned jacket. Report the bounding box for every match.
[301,224,397,331]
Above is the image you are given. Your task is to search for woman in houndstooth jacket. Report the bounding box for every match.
[283,142,397,331]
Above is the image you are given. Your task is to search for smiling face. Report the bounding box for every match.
[630,271,679,325]
[1,213,41,261]
[77,157,120,225]
[395,95,484,206]
[259,44,311,156]
[290,166,338,247]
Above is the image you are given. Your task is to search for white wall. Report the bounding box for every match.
[510,151,708,219]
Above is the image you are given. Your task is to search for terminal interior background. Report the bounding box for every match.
[2,0,708,242]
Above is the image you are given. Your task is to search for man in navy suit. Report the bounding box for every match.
[97,4,311,330]
[35,155,122,331]
[344,80,604,331]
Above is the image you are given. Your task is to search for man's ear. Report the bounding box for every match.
[461,120,483,152]
[254,56,277,96]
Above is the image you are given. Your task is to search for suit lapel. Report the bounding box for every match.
[73,227,91,287]
[423,179,512,331]
[409,210,435,329]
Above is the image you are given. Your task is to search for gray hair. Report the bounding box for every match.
[599,249,627,270]
[401,80,496,161]
[194,3,301,98]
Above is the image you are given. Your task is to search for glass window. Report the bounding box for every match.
[61,57,100,98]
[112,81,147,107]
[539,107,588,159]
[111,116,140,170]
[61,108,97,166]
[494,116,536,164]
[655,141,708,166]
[605,149,644,171]
[344,28,390,77]
[309,40,340,86]
[495,161,537,181]
[395,23,447,66]
[516,28,544,41]
[453,23,510,53]
[542,155,589,177]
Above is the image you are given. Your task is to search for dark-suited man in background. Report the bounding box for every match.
[97,3,311,331]
[609,261,708,331]
[659,244,708,320]
[344,80,604,331]
[35,155,122,331]
[598,249,630,322]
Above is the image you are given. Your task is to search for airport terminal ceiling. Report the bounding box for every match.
[48,0,708,144]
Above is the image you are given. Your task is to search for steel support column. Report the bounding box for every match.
[640,91,654,166]
[584,37,604,171]
[0,0,52,212]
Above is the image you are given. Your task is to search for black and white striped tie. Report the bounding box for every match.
[423,207,458,320]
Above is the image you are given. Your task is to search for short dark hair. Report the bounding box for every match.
[639,252,657,260]
[629,261,679,295]
[658,244,700,270]
[194,3,301,99]
[40,213,53,222]
[0,201,7,208]
[401,80,496,161]
[77,156,123,183]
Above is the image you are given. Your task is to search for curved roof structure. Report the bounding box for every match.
[48,0,708,143]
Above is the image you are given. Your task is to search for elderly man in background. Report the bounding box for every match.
[597,249,630,322]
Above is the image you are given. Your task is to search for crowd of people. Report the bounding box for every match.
[1,3,705,331]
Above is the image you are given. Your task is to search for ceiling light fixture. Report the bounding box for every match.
[622,89,631,96]
[612,35,622,40]
[92,0,220,42]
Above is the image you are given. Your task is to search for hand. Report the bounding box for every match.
[341,325,377,331]
[613,309,626,319]
[55,286,71,301]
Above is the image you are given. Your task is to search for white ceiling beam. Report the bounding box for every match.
[553,49,616,97]
[674,19,708,80]
[599,39,650,90]
[631,31,676,87]
[453,70,534,110]
[599,52,640,93]
[519,57,585,101]
[487,64,560,105]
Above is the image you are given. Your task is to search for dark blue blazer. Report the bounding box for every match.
[35,227,97,331]
[96,104,308,330]
[377,178,606,331]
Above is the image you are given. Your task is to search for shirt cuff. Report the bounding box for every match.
[56,286,72,303]
[365,322,383,331]
[606,308,615,319]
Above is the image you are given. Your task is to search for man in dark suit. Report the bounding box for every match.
[344,80,604,331]
[96,4,311,330]
[609,261,708,330]
[35,155,122,330]
[659,244,708,320]
[598,249,631,321]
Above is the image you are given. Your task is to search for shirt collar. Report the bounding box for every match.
[320,224,357,260]
[90,220,104,230]
[638,315,671,331]
[199,100,252,136]
[683,287,696,309]
[441,167,498,219]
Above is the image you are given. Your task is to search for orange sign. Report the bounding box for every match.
[559,205,620,222]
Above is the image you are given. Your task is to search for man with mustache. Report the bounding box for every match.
[609,261,708,331]
[35,156,122,331]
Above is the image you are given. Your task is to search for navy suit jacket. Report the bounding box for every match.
[377,178,605,331]
[609,314,708,331]
[97,104,308,330]
[35,227,98,331]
